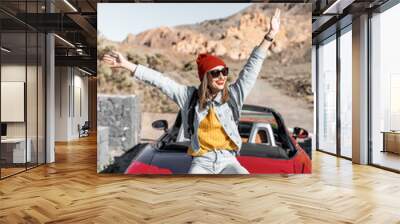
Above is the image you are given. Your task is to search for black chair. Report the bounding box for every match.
[79,121,90,138]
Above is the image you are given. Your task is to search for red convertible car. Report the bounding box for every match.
[102,105,312,174]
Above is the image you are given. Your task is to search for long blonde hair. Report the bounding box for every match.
[198,74,229,110]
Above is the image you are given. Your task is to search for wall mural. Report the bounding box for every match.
[97,3,313,175]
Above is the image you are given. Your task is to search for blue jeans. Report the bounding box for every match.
[188,149,249,174]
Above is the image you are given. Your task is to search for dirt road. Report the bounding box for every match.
[245,79,313,131]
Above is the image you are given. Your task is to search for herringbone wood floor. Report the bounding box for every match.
[0,135,400,224]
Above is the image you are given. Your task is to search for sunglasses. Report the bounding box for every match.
[207,67,229,78]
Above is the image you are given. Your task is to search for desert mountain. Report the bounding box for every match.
[121,4,311,61]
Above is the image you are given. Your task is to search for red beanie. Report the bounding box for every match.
[196,53,226,81]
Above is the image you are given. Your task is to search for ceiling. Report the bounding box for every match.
[0,0,395,74]
[312,0,391,43]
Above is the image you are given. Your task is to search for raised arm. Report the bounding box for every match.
[102,51,189,109]
[229,8,281,108]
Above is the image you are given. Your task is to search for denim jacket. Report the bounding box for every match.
[133,46,267,154]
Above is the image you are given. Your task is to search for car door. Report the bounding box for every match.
[238,143,294,174]
[145,140,192,174]
[237,122,294,174]
[150,149,193,174]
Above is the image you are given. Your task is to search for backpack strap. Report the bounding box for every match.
[187,89,198,137]
[228,90,240,126]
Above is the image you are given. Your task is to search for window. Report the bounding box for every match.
[371,3,400,171]
[340,27,352,158]
[256,130,269,145]
[0,1,47,179]
[317,36,337,154]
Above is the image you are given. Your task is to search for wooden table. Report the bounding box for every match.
[381,131,400,154]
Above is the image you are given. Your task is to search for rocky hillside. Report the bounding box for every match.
[98,3,313,114]
[122,4,311,60]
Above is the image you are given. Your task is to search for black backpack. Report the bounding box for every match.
[187,88,240,137]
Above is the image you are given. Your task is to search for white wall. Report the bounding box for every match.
[1,65,36,138]
[55,67,89,141]
[1,63,46,164]
[1,65,26,133]
[73,73,89,137]
[55,66,70,141]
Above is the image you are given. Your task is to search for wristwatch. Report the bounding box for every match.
[264,33,274,42]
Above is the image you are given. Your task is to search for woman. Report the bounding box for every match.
[102,9,281,174]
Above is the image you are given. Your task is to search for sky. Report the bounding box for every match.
[97,3,252,42]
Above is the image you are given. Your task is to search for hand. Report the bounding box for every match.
[102,50,138,74]
[267,8,281,38]
[101,51,127,68]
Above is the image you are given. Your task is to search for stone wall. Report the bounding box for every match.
[97,95,141,171]
[97,126,109,172]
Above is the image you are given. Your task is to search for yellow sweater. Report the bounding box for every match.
[188,106,238,156]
